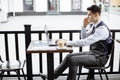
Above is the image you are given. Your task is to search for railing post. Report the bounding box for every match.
[24,24,31,49]
[24,24,33,80]
[110,31,115,72]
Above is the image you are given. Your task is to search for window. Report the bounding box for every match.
[72,0,81,11]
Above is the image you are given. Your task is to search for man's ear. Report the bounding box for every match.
[93,13,99,21]
[95,13,98,17]
[95,13,99,19]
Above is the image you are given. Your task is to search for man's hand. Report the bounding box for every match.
[83,17,89,27]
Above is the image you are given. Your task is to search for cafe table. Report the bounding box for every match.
[26,40,73,80]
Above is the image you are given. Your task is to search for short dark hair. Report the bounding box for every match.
[87,5,101,15]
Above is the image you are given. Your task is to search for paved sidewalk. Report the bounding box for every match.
[0,9,120,31]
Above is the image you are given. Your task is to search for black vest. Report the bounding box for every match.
[90,21,113,58]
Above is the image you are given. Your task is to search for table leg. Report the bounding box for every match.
[47,53,54,80]
[26,54,33,80]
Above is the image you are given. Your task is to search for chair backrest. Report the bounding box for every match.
[105,40,114,68]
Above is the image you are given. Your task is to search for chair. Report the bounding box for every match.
[77,40,114,80]
[0,55,26,80]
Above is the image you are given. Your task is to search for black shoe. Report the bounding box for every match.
[87,78,95,80]
[39,73,47,80]
[87,75,95,80]
[87,76,95,80]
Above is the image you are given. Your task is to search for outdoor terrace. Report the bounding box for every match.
[0,25,120,80]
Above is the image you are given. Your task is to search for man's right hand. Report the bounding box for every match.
[83,17,89,27]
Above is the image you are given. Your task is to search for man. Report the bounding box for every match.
[54,5,112,80]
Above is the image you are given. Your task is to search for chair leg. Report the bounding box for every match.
[98,69,103,80]
[15,70,21,80]
[103,69,109,80]
[39,73,47,80]
[42,78,46,80]
[0,71,4,80]
[21,69,26,80]
[77,66,82,80]
[77,74,80,80]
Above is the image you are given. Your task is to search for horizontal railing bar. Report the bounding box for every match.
[0,29,120,34]
[0,31,25,34]
[0,29,120,33]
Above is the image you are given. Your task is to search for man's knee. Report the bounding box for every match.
[68,56,76,64]
[66,54,73,59]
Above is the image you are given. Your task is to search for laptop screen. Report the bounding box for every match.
[44,24,49,45]
[44,25,56,46]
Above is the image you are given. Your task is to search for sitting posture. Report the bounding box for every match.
[54,5,113,80]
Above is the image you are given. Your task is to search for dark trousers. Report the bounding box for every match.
[54,52,104,80]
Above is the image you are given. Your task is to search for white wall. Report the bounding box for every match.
[1,0,8,13]
[60,0,72,12]
[34,0,47,12]
[8,0,23,12]
[14,0,23,12]
[0,0,1,10]
[0,0,8,22]
[82,0,94,11]
[8,0,13,12]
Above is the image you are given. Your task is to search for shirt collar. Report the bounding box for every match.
[92,19,102,28]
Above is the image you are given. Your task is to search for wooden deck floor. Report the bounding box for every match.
[2,74,120,80]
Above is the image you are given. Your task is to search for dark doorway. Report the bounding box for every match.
[47,0,60,14]
[23,0,33,11]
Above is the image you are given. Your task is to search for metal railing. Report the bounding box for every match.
[0,25,120,78]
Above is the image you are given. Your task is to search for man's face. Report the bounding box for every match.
[87,11,97,23]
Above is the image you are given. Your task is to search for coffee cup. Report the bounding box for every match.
[58,41,64,48]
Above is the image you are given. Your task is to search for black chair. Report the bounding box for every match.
[0,55,26,80]
[77,40,114,80]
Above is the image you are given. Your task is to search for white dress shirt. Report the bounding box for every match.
[66,20,109,47]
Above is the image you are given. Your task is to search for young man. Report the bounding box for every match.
[54,5,112,80]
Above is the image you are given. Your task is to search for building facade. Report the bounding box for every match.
[0,0,112,16]
[0,0,93,15]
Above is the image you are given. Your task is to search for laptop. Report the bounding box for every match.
[44,25,56,46]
